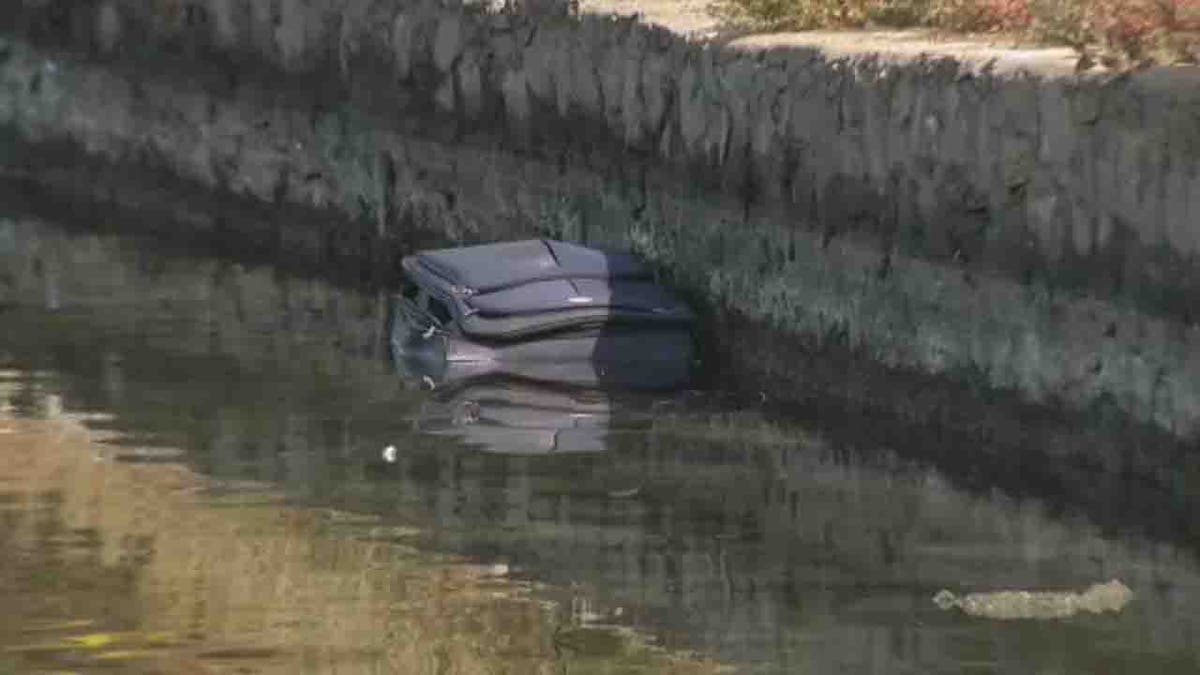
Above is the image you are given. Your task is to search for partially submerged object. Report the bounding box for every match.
[933,579,1133,620]
[391,239,696,390]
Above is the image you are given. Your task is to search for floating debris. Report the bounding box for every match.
[553,625,635,657]
[933,579,1133,620]
[6,630,182,656]
[67,633,119,649]
[607,486,640,499]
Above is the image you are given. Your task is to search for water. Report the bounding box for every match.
[1,212,1199,674]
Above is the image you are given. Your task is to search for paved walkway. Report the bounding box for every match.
[575,0,1085,75]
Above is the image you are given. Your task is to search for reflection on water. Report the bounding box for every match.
[2,213,1200,674]
[414,380,631,456]
[0,413,718,674]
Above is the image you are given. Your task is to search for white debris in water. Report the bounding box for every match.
[382,445,398,463]
[607,486,640,499]
[933,579,1134,620]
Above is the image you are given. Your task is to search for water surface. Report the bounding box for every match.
[1,213,1198,674]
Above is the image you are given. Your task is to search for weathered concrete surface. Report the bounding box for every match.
[1,1,1200,444]
[17,0,1197,278]
[9,2,1199,284]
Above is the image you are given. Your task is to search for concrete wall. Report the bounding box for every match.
[26,0,1199,278]
[3,1,1200,441]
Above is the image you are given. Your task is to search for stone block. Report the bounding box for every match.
[1069,199,1094,256]
[248,0,278,61]
[677,63,706,156]
[433,14,463,75]
[598,43,625,125]
[787,80,826,144]
[618,58,643,147]
[570,45,602,117]
[1037,83,1072,166]
[434,76,455,112]
[1109,135,1138,226]
[1190,175,1200,256]
[208,0,243,49]
[501,68,530,127]
[1163,168,1191,256]
[703,104,731,167]
[904,80,929,150]
[998,77,1039,138]
[457,53,483,119]
[391,13,416,80]
[95,1,122,54]
[553,40,575,118]
[939,88,975,167]
[336,0,380,78]
[640,52,671,137]
[277,0,314,71]
[523,27,560,106]
[750,91,780,160]
[1093,150,1120,213]
[1069,86,1102,127]
[1096,212,1115,251]
[1026,188,1061,259]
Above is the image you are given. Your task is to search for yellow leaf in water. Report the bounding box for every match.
[142,633,181,647]
[67,634,119,649]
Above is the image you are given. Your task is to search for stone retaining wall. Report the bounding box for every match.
[3,1,1200,442]
[21,0,1198,289]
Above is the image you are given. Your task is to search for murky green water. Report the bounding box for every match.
[1,212,1199,674]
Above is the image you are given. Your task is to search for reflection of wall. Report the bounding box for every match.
[4,215,1200,673]
[0,216,398,390]
[1,392,724,674]
[393,417,1200,667]
[0,413,561,673]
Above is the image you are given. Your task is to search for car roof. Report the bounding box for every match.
[409,239,651,294]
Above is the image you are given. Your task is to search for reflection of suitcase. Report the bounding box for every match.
[416,380,615,455]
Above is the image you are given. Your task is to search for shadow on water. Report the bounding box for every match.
[3,208,1200,673]
[0,415,714,674]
